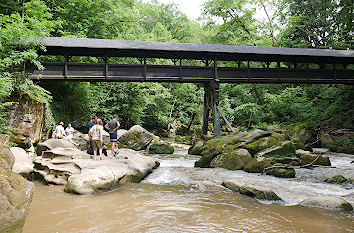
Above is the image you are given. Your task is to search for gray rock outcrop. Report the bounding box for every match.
[6,94,45,145]
[0,135,34,233]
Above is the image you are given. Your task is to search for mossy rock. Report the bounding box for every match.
[325,175,347,184]
[210,149,252,170]
[324,136,354,154]
[242,135,280,155]
[299,154,331,166]
[148,143,174,154]
[257,141,296,158]
[188,140,204,155]
[244,159,270,173]
[266,166,296,178]
[286,122,314,144]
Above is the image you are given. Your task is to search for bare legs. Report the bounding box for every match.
[111,142,115,157]
[99,148,102,160]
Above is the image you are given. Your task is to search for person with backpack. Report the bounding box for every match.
[89,118,104,160]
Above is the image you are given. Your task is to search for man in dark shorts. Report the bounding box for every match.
[105,114,120,157]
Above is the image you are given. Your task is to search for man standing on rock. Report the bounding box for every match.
[105,114,120,157]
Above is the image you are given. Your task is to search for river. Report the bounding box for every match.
[23,150,354,232]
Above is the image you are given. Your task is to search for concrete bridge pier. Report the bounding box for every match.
[202,81,221,137]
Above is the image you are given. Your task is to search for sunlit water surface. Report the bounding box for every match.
[24,150,354,233]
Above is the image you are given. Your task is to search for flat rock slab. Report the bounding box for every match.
[37,139,77,156]
[223,180,282,201]
[66,149,159,195]
[42,147,91,159]
[300,196,353,211]
[32,148,159,194]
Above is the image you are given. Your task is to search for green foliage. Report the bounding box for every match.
[279,0,353,49]
[0,0,58,133]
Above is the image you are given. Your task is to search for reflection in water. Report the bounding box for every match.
[24,151,354,233]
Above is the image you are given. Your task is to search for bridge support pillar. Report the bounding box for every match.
[202,81,220,136]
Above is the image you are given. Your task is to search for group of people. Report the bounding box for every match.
[51,114,120,161]
[88,114,120,160]
[52,122,76,140]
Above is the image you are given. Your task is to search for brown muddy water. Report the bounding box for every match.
[24,151,354,233]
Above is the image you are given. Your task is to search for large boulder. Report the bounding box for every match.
[102,130,111,144]
[65,149,159,194]
[286,122,313,145]
[242,134,282,156]
[148,142,174,154]
[210,149,252,170]
[37,138,77,156]
[300,196,353,211]
[11,147,34,178]
[295,150,331,166]
[239,129,271,142]
[5,94,45,145]
[223,180,282,201]
[117,129,128,139]
[118,125,155,150]
[194,144,223,168]
[257,141,296,158]
[0,135,34,233]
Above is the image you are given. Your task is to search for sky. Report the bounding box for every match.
[143,0,206,20]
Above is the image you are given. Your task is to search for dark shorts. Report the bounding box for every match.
[109,132,118,142]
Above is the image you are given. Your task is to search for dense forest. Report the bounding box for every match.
[0,0,353,137]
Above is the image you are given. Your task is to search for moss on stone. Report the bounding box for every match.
[299,154,331,166]
[325,175,347,184]
[210,149,252,170]
[148,143,174,154]
[244,159,270,173]
[286,122,314,145]
[266,167,296,178]
[64,181,80,194]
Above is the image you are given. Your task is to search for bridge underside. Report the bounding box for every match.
[28,62,353,84]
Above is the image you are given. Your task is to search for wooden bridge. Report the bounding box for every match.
[28,37,354,136]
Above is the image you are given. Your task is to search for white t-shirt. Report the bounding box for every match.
[55,125,65,137]
[90,125,103,141]
[65,127,75,135]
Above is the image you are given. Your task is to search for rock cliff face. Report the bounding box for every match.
[0,135,34,233]
[6,94,45,144]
